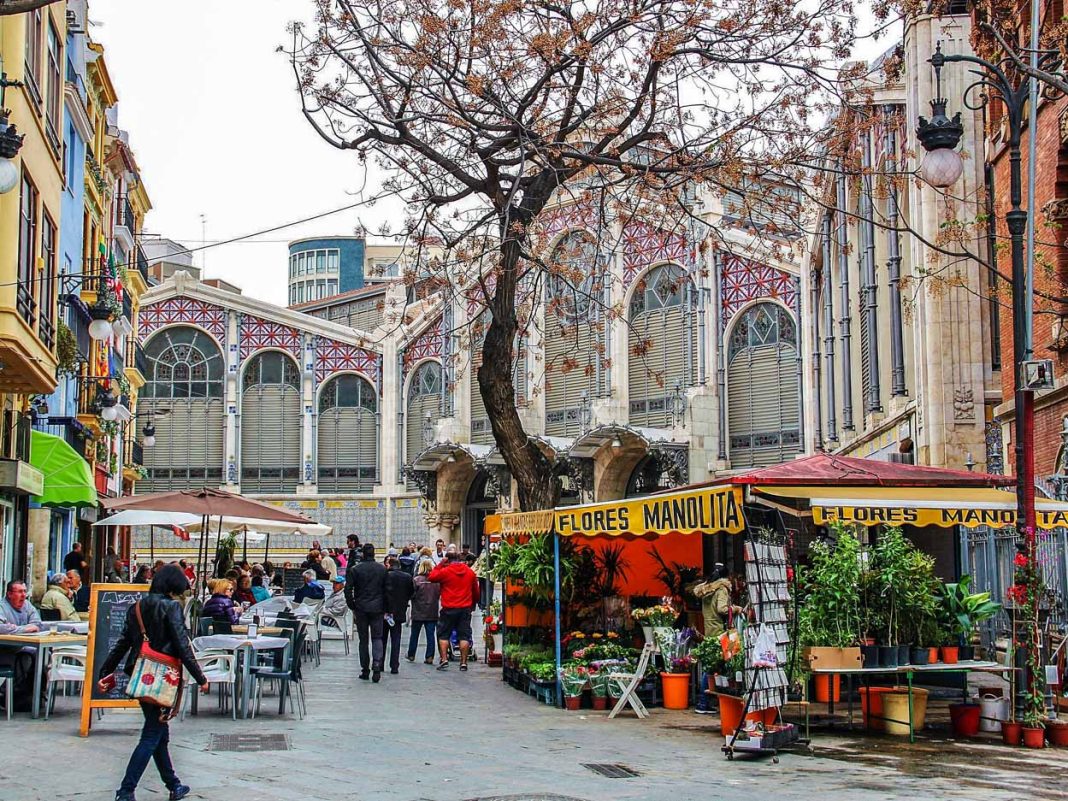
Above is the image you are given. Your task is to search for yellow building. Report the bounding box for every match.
[0,5,67,585]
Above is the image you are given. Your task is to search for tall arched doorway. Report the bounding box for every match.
[727,302,801,468]
[240,351,301,492]
[462,471,499,554]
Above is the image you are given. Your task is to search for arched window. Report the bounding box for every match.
[318,373,378,492]
[241,351,301,492]
[406,361,441,464]
[544,232,604,436]
[727,303,801,468]
[469,310,528,445]
[628,264,697,428]
[140,327,225,491]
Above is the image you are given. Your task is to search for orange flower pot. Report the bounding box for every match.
[661,672,691,710]
[940,646,959,665]
[813,674,841,703]
[1023,726,1045,748]
[716,692,777,735]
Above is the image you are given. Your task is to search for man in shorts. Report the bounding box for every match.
[428,545,480,671]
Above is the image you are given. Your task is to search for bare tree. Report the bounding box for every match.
[0,0,60,16]
[292,0,867,511]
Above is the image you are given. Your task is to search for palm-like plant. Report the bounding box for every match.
[595,543,631,597]
[943,575,1001,642]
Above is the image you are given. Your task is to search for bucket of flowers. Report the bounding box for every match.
[632,599,678,648]
[588,665,611,711]
[560,663,590,710]
[483,608,502,652]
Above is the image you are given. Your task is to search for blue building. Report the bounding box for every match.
[287,237,367,306]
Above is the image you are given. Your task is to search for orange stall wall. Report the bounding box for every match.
[573,534,706,598]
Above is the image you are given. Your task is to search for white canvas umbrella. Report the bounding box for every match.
[93,510,201,564]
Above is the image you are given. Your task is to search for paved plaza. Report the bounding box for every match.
[1,634,1067,801]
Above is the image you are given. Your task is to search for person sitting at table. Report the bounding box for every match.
[0,580,47,713]
[40,573,79,621]
[293,570,325,604]
[250,574,271,604]
[201,578,240,624]
[234,574,256,606]
[132,564,153,584]
[67,569,90,614]
[324,574,348,618]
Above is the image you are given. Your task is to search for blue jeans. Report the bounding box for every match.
[407,621,436,660]
[119,702,180,796]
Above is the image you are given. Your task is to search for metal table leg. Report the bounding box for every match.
[32,643,47,719]
[240,646,253,719]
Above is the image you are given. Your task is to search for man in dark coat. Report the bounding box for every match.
[383,556,415,675]
[345,543,387,681]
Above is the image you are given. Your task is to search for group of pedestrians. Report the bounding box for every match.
[344,541,480,680]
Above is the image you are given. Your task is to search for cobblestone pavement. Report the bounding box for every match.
[1,635,1066,801]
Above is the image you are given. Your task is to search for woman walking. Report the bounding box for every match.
[98,564,208,801]
[406,559,440,664]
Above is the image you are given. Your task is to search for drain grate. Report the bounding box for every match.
[208,733,291,752]
[582,763,641,779]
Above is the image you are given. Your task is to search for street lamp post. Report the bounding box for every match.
[918,41,1063,723]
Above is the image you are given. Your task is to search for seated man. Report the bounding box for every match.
[40,573,78,621]
[66,569,90,614]
[293,569,325,604]
[323,574,348,618]
[0,580,45,712]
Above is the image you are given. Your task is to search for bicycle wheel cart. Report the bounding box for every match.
[723,532,805,761]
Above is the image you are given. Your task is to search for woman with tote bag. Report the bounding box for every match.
[98,564,208,801]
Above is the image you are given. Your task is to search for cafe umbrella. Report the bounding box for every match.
[102,487,321,597]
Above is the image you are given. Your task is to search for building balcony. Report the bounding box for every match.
[125,339,148,387]
[1,411,32,463]
[114,195,135,252]
[0,302,59,395]
[136,246,150,287]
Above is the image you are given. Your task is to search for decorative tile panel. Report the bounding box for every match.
[240,314,302,361]
[316,336,382,387]
[720,252,797,326]
[140,298,227,345]
[402,315,443,376]
[622,221,690,287]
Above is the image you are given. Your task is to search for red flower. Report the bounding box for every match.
[141,673,155,685]
[1014,553,1028,567]
[164,668,181,686]
[1006,584,1027,605]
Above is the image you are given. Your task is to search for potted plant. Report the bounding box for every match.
[691,636,724,712]
[943,575,1000,661]
[661,654,695,710]
[588,667,610,710]
[1021,709,1046,748]
[871,526,912,666]
[560,663,589,710]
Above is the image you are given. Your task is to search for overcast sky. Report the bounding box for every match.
[90,2,899,309]
[92,0,379,307]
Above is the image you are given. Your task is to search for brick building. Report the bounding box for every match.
[984,6,1068,484]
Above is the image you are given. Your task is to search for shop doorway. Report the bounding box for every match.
[462,471,497,555]
[0,499,14,587]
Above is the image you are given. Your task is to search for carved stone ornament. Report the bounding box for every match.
[403,467,437,505]
[649,444,690,488]
[953,386,975,420]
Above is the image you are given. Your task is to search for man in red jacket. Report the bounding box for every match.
[428,545,480,671]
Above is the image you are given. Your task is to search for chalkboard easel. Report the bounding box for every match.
[280,568,306,595]
[79,582,150,737]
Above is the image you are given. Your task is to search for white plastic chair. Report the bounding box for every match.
[45,649,87,720]
[607,643,654,719]
[318,608,351,655]
[183,652,238,720]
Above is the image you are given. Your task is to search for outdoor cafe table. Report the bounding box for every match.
[0,632,88,719]
[192,634,290,719]
[811,660,1014,742]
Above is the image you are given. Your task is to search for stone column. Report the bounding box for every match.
[424,512,460,546]
[297,334,317,496]
[377,336,404,493]
[224,311,241,490]
[28,508,50,602]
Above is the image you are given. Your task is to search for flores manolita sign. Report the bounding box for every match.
[814,503,1068,530]
[554,485,744,538]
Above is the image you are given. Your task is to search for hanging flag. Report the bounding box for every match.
[171,525,189,541]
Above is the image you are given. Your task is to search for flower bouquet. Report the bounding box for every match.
[560,663,590,710]
[632,601,677,627]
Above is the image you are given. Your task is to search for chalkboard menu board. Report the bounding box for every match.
[80,582,149,736]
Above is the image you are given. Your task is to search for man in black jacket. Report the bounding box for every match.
[383,556,415,675]
[345,543,387,682]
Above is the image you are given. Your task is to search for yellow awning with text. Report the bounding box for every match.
[553,484,745,538]
[753,485,1068,530]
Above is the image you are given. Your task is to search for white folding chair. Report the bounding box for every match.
[607,643,654,719]
[318,609,351,656]
[45,649,87,720]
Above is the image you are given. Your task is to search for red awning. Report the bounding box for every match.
[683,453,1015,490]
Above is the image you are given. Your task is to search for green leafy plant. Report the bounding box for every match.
[690,636,724,674]
[870,526,911,645]
[942,574,1001,642]
[797,522,862,647]
[595,542,631,597]
[649,545,701,606]
[55,320,80,376]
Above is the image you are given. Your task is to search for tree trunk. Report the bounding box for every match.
[478,207,559,513]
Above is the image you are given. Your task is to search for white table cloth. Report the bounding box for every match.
[192,634,290,719]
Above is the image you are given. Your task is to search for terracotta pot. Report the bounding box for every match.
[564,695,582,711]
[927,647,940,664]
[1001,720,1023,746]
[1046,721,1068,747]
[591,695,608,711]
[1022,726,1046,748]
[940,646,959,665]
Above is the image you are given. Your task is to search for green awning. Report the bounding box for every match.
[30,429,98,509]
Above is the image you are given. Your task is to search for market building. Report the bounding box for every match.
[801,11,1002,475]
[136,183,808,556]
